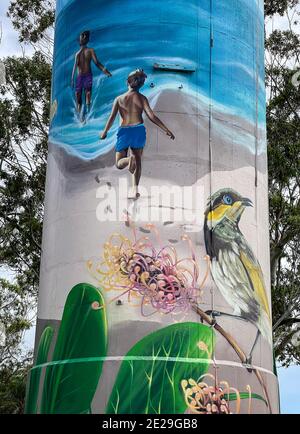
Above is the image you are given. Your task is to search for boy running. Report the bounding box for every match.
[71,30,112,120]
[100,69,175,198]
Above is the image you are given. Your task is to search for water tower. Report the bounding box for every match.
[26,0,279,414]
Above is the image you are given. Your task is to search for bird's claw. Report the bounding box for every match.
[243,356,253,372]
[205,310,221,317]
[205,310,221,326]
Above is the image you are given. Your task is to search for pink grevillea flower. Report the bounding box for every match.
[88,223,209,316]
[181,374,250,414]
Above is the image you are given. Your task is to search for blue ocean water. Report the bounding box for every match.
[50,0,266,159]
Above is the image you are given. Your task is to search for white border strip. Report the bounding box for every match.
[32,355,276,377]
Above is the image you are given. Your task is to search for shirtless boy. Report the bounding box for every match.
[100,69,175,198]
[71,30,112,119]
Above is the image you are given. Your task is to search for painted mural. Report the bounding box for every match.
[204,189,272,360]
[49,0,266,158]
[26,0,279,414]
[27,282,269,414]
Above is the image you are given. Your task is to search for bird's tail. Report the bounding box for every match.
[258,310,273,347]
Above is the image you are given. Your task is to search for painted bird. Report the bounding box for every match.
[203,188,272,364]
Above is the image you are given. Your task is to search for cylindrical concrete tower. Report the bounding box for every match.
[26,0,279,414]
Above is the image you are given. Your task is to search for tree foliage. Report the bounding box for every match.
[265,0,299,16]
[7,0,55,43]
[0,365,29,414]
[0,278,32,413]
[7,0,55,60]
[0,52,51,295]
[0,6,52,413]
[265,4,300,365]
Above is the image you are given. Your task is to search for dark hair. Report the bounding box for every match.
[80,30,90,41]
[127,69,147,89]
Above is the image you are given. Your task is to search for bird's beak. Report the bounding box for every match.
[227,198,252,221]
[242,197,253,207]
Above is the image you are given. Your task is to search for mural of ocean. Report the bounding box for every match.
[50,0,266,159]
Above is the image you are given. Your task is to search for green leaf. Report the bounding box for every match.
[35,326,54,366]
[106,322,215,414]
[25,325,54,414]
[226,392,267,406]
[40,283,107,414]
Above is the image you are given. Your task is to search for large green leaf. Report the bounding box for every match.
[106,322,215,414]
[40,283,107,414]
[25,326,54,414]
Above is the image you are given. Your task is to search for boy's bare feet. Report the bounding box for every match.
[133,186,140,199]
[128,155,136,174]
[166,129,175,140]
[127,186,140,200]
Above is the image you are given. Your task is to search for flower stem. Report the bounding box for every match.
[192,303,272,413]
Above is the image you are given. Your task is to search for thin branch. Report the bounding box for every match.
[192,303,272,413]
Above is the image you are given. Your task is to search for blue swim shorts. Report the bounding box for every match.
[115,123,146,152]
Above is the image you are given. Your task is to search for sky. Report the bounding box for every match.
[0,1,30,57]
[0,0,299,414]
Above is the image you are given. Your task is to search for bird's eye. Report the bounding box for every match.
[223,194,233,205]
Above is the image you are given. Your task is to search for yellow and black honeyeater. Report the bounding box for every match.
[204,188,272,360]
